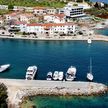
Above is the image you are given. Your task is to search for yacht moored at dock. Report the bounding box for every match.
[66,66,77,81]
[0,64,10,72]
[87,38,92,44]
[25,66,37,80]
[53,71,59,80]
[58,71,64,81]
[46,72,53,80]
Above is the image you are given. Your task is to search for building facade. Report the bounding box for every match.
[19,13,35,23]
[19,23,75,36]
[33,7,47,15]
[0,5,8,10]
[44,14,66,23]
[64,4,86,18]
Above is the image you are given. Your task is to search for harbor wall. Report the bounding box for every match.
[0,79,107,108]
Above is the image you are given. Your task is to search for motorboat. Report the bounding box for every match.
[46,72,53,80]
[58,71,64,81]
[53,71,59,80]
[66,66,77,81]
[0,64,10,72]
[87,38,92,44]
[25,65,37,80]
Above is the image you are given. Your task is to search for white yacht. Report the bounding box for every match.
[53,71,59,80]
[66,66,77,81]
[58,71,64,81]
[46,72,53,80]
[87,58,94,81]
[0,64,10,72]
[87,38,92,44]
[25,66,37,80]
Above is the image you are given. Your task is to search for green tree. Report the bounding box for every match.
[8,4,14,10]
[73,4,78,6]
[0,83,8,108]
[77,0,83,2]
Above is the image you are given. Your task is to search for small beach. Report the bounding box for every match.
[0,34,108,41]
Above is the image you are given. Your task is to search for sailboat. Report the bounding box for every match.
[87,58,94,81]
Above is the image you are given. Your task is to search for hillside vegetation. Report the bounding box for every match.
[0,0,90,8]
[0,0,66,8]
[0,83,8,108]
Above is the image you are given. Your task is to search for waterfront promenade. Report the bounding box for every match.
[0,34,108,41]
[0,79,107,108]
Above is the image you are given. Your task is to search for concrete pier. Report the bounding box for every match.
[0,79,107,108]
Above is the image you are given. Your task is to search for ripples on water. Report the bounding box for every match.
[21,95,108,108]
[0,39,108,84]
[0,39,108,108]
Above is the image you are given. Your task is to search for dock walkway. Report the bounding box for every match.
[0,79,107,108]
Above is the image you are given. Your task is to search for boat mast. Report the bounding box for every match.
[90,57,92,74]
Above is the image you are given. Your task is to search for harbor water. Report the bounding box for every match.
[0,39,108,84]
[0,39,108,108]
[21,95,108,108]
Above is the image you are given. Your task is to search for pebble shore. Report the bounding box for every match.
[0,34,108,41]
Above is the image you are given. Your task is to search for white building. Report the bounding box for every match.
[0,17,4,25]
[13,6,34,12]
[64,4,86,18]
[13,6,25,11]
[20,23,75,36]
[44,14,66,23]
[0,5,8,10]
[46,8,57,14]
[19,13,35,23]
[5,12,20,21]
[33,7,47,15]
[11,21,27,32]
[25,7,34,12]
[33,7,57,15]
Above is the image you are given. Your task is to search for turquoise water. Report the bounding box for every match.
[24,95,108,108]
[0,39,108,108]
[0,39,108,84]
[95,28,108,36]
[91,0,108,3]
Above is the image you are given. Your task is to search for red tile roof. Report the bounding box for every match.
[33,7,46,10]
[54,14,65,19]
[27,23,42,26]
[27,23,74,27]
[15,21,27,25]
[20,13,34,17]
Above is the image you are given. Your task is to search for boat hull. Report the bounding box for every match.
[0,64,10,72]
[25,66,37,80]
[46,72,53,81]
[87,73,93,81]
